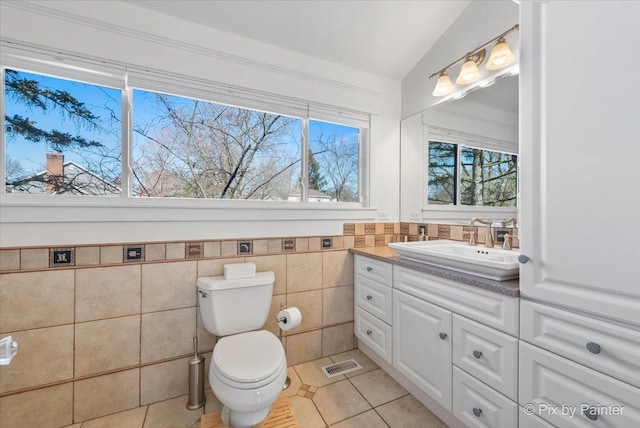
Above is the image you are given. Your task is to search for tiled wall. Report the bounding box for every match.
[0,221,517,427]
[0,236,358,427]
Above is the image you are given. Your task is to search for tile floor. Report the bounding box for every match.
[61,349,448,428]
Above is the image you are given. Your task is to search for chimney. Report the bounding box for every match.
[46,153,64,194]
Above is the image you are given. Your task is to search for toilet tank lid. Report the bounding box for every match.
[197,271,274,291]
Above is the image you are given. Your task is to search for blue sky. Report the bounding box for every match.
[4,69,358,185]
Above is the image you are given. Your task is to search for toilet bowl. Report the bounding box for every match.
[210,330,287,427]
[197,271,286,428]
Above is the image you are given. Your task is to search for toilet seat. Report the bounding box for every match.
[213,330,285,389]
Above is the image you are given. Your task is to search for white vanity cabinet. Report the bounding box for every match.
[354,255,393,364]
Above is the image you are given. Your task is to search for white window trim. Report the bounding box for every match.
[1,43,372,211]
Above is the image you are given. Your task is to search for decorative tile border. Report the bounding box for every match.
[0,222,518,273]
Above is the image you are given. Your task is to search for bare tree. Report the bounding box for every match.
[132,93,301,199]
[311,133,359,202]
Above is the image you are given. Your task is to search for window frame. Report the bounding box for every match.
[422,127,518,222]
[1,57,371,208]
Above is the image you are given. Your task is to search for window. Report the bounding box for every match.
[132,89,302,200]
[2,65,369,204]
[308,119,360,203]
[428,141,517,207]
[4,69,122,195]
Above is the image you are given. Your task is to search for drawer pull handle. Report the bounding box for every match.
[472,350,483,359]
[366,267,373,272]
[366,330,372,336]
[366,295,373,300]
[472,408,482,417]
[584,406,598,421]
[518,255,530,264]
[439,332,448,340]
[586,342,601,354]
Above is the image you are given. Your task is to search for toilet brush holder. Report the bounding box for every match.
[186,337,206,410]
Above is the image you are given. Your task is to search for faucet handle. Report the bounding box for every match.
[502,233,512,250]
[463,230,477,246]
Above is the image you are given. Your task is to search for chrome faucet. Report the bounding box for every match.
[500,217,518,228]
[469,218,494,248]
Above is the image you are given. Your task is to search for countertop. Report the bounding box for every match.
[349,246,520,297]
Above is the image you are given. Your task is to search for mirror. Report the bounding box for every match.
[400,74,519,223]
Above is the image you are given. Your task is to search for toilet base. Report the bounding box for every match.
[221,405,270,428]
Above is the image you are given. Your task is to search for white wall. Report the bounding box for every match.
[401,0,519,119]
[0,0,401,246]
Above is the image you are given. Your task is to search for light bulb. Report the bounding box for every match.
[486,38,515,70]
[432,72,454,97]
[456,59,481,85]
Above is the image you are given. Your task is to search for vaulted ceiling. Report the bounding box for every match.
[124,0,470,80]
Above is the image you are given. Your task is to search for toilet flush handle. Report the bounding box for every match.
[198,290,209,298]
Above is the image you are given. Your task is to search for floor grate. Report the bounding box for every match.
[321,359,362,378]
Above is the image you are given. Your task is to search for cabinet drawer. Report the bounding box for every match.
[394,266,519,336]
[519,407,555,428]
[519,341,640,428]
[453,315,518,400]
[453,366,517,428]
[354,255,393,286]
[521,300,640,388]
[355,276,392,324]
[355,306,392,364]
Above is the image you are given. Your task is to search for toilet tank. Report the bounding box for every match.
[197,271,275,336]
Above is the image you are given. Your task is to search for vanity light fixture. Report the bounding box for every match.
[432,71,455,96]
[430,24,519,96]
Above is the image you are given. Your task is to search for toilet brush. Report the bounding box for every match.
[186,337,205,410]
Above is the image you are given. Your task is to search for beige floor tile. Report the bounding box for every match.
[61,424,82,428]
[350,369,408,407]
[289,395,327,428]
[322,323,355,357]
[74,369,139,422]
[0,325,74,393]
[0,383,73,428]
[74,316,140,377]
[329,348,379,378]
[143,394,203,428]
[204,388,223,415]
[1,270,74,332]
[329,409,388,428]
[313,380,370,426]
[294,357,345,388]
[376,395,448,428]
[81,406,148,428]
[285,366,302,397]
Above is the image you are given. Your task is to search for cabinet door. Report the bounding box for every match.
[393,289,452,410]
[519,1,640,325]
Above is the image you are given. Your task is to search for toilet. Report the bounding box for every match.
[197,271,287,428]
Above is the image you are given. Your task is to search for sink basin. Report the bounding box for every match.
[388,240,519,281]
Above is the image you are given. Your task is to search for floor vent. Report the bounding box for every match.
[321,359,362,378]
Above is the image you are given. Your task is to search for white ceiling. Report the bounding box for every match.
[123,0,471,80]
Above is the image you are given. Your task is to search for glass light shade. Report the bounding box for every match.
[486,39,515,70]
[432,73,454,96]
[456,60,481,85]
